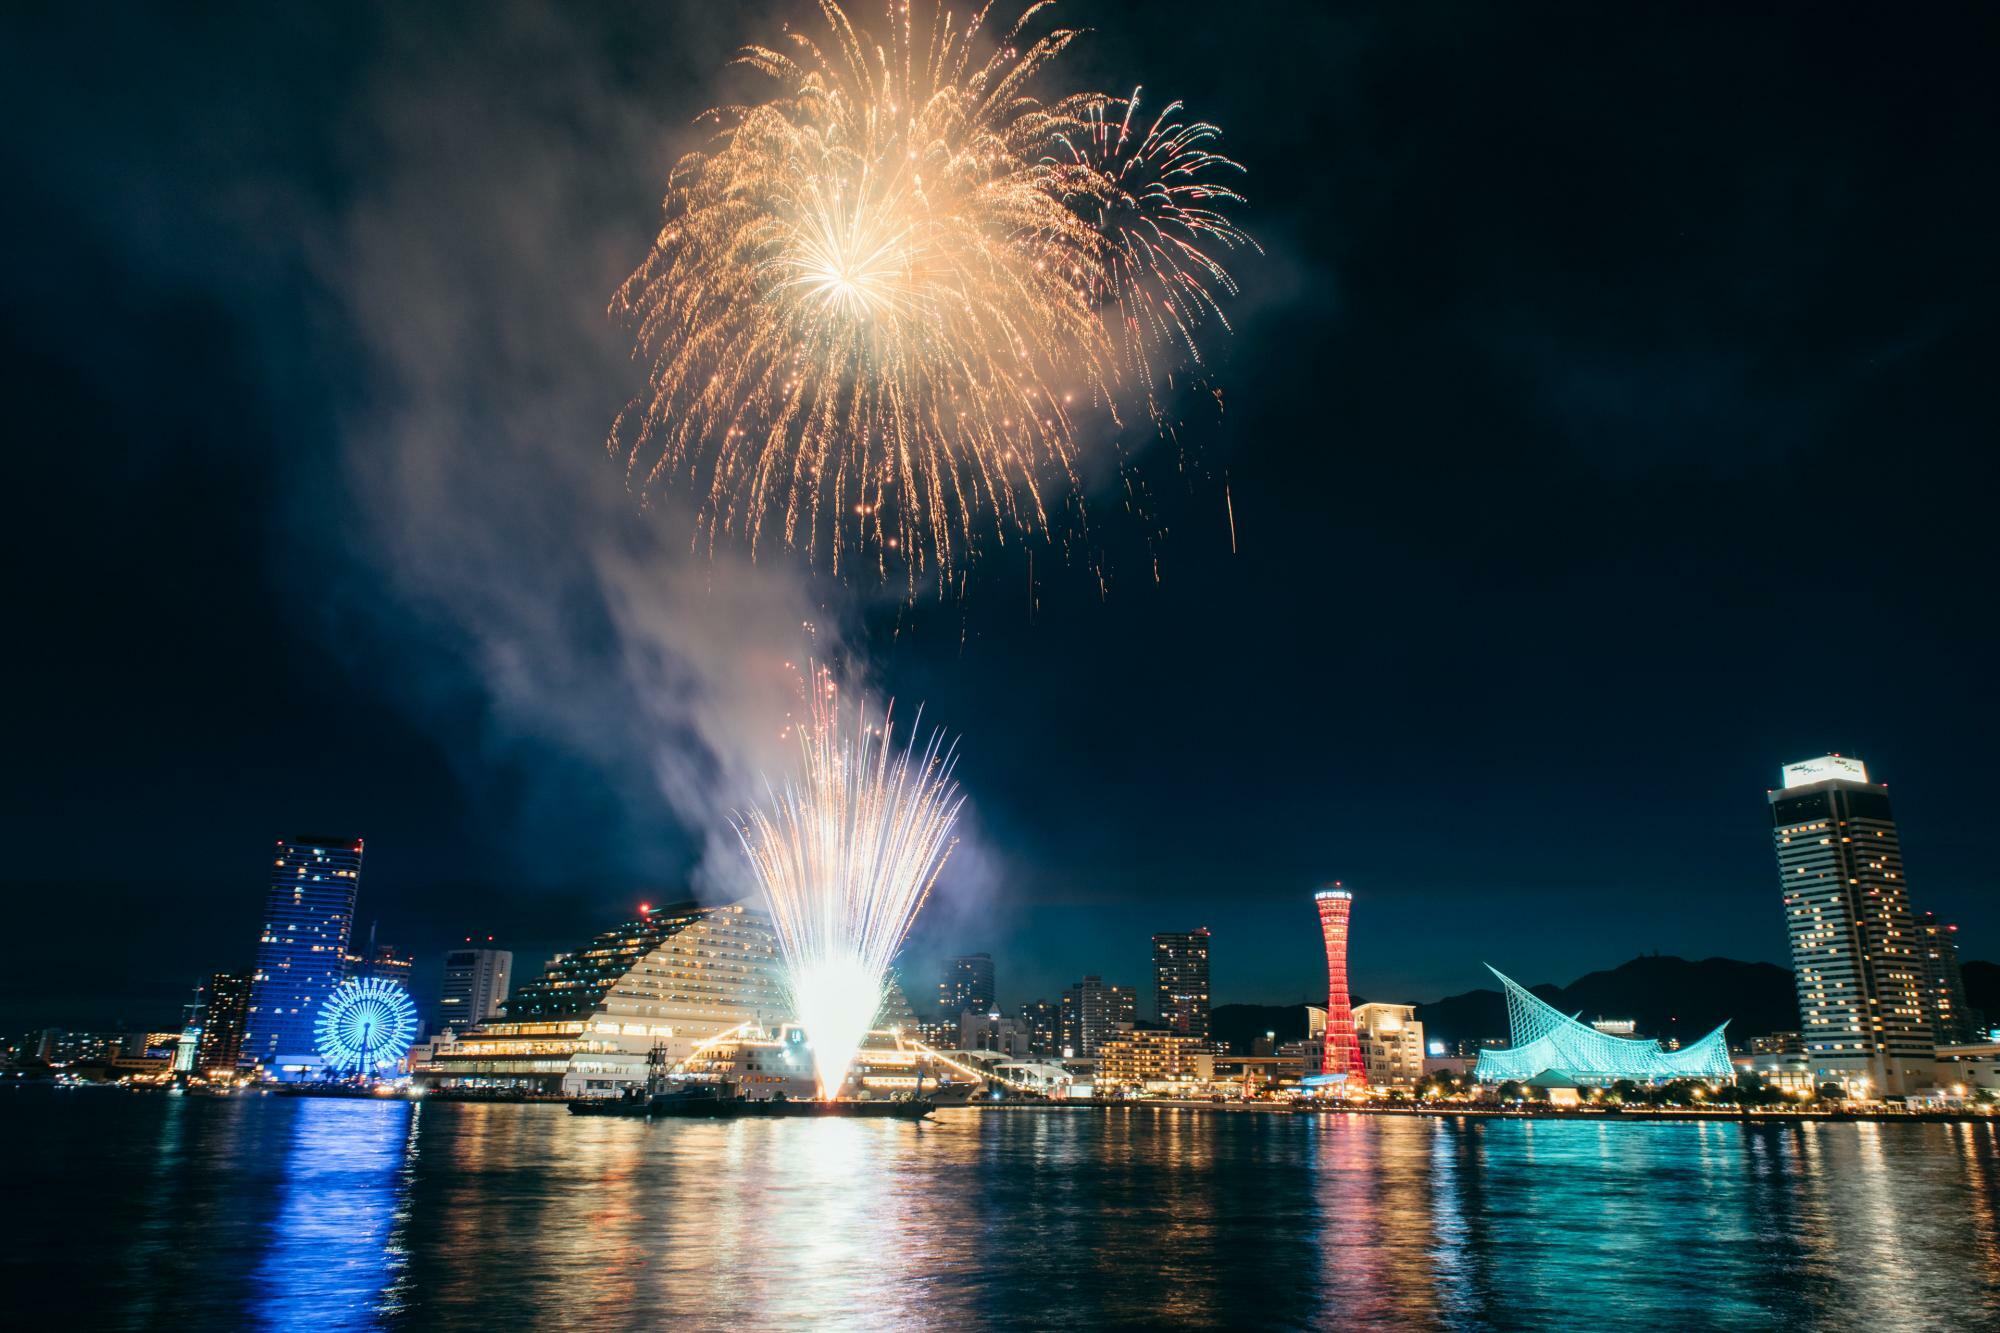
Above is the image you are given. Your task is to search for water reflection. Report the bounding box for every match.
[5,1093,2000,1329]
[253,1099,418,1329]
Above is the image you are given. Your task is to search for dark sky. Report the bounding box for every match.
[3,2,1996,1032]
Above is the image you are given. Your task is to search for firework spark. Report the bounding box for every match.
[1059,87,1261,403]
[612,1,1252,587]
[733,667,963,1099]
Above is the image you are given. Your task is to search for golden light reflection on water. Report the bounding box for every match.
[10,1095,2000,1328]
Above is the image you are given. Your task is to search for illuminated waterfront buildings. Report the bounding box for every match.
[1152,928,1213,1042]
[1059,976,1135,1057]
[938,954,995,1020]
[438,946,512,1032]
[194,969,252,1075]
[1098,1028,1204,1093]
[1770,756,1935,1094]
[1353,1003,1426,1088]
[418,901,786,1097]
[242,835,363,1080]
[1315,886,1364,1087]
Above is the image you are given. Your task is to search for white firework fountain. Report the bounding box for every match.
[735,667,962,1101]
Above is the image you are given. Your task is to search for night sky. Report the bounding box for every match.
[4,2,1996,1032]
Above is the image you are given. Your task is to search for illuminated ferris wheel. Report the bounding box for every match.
[315,977,420,1075]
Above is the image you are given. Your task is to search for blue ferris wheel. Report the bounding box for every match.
[315,976,420,1076]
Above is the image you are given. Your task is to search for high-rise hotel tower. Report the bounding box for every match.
[1152,928,1213,1042]
[1769,757,1933,1095]
[439,946,512,1032]
[242,835,362,1079]
[938,954,996,1020]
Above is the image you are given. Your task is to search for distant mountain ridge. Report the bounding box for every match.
[1413,956,1798,1047]
[1214,955,2000,1055]
[1213,956,1802,1054]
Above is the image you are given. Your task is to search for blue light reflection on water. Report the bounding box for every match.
[252,1099,417,1329]
[4,1092,1998,1330]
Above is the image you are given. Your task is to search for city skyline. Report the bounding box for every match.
[9,748,1996,1037]
[5,0,1996,1031]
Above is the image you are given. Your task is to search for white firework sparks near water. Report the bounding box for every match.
[734,666,963,1099]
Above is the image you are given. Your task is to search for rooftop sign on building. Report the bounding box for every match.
[1781,755,1869,790]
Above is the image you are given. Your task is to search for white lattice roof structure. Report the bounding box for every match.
[1472,965,1733,1084]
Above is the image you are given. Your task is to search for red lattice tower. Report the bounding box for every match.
[1316,886,1365,1088]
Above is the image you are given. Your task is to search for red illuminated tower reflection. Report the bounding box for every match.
[1316,886,1365,1088]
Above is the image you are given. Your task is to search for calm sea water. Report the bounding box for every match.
[7,1090,1998,1331]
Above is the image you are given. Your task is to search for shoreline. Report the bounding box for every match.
[947,1099,1999,1124]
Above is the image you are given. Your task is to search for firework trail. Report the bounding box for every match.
[1058,88,1261,408]
[612,1,1253,588]
[733,666,963,1099]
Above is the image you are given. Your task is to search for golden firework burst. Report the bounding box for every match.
[612,1,1252,588]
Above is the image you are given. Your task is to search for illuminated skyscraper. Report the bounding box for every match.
[1018,998,1060,1055]
[938,953,996,1019]
[1152,928,1212,1041]
[1770,757,1934,1095]
[1917,910,1976,1046]
[439,946,512,1032]
[242,835,362,1079]
[195,969,252,1074]
[1315,886,1364,1086]
[1060,975,1136,1057]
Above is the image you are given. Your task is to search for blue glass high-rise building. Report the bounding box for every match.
[242,835,362,1079]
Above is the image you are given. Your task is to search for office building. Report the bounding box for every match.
[195,969,253,1075]
[1316,885,1364,1086]
[1060,975,1136,1057]
[346,931,414,985]
[242,835,363,1079]
[439,946,513,1032]
[960,1011,1031,1058]
[1018,999,1060,1055]
[1152,928,1212,1042]
[938,954,996,1020]
[36,1031,129,1064]
[1770,756,1935,1095]
[1353,1003,1426,1088]
[1917,911,1976,1045]
[418,901,787,1097]
[1275,1037,1322,1078]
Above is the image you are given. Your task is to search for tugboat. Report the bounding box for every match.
[569,1040,677,1116]
[567,1085,653,1116]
